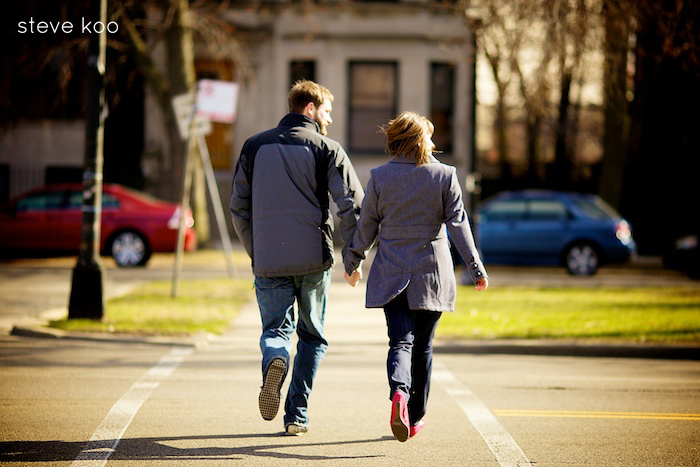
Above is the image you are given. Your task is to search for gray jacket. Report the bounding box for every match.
[230,113,364,277]
[344,156,487,311]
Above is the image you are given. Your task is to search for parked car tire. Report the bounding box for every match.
[109,231,151,267]
[564,242,599,276]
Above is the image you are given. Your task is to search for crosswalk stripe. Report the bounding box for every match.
[433,361,535,467]
[71,347,192,467]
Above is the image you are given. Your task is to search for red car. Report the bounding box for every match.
[0,183,197,267]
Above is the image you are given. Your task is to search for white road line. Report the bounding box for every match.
[433,361,534,467]
[71,347,193,467]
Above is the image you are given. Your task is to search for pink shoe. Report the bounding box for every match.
[390,391,410,442]
[409,419,425,438]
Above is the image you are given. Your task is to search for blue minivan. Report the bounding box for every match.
[474,190,636,275]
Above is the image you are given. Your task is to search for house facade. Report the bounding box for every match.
[2,0,477,247]
[221,1,476,199]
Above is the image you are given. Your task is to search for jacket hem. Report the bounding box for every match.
[253,261,332,278]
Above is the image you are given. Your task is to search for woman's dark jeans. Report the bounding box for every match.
[384,291,442,425]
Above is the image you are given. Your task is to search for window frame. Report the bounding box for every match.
[430,62,456,156]
[289,60,316,88]
[347,60,398,154]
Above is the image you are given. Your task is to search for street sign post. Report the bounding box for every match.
[170,81,239,296]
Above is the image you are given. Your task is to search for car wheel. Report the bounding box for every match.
[110,231,151,267]
[565,243,599,276]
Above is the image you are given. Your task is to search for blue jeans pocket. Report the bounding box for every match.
[301,270,327,288]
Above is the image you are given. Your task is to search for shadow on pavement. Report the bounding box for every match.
[0,434,394,463]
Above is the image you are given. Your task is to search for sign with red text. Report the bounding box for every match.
[196,80,239,123]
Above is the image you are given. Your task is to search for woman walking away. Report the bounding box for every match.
[343,111,488,442]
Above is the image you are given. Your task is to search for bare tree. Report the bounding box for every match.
[114,0,252,245]
[551,0,593,187]
[508,0,558,182]
[470,0,602,191]
[470,0,522,181]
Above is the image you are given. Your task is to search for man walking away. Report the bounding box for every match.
[230,80,364,435]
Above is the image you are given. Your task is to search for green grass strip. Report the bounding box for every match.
[439,286,700,344]
[50,278,254,336]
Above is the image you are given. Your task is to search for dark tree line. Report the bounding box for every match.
[471,0,699,254]
[617,0,700,254]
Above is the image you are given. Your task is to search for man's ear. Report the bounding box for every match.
[303,102,316,118]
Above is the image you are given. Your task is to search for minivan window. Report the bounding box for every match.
[573,198,617,220]
[481,200,527,222]
[528,200,568,221]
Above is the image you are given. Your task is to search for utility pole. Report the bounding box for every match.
[68,0,108,319]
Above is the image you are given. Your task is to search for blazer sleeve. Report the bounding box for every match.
[344,175,380,275]
[229,142,253,258]
[443,168,488,283]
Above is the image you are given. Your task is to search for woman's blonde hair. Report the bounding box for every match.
[382,111,435,165]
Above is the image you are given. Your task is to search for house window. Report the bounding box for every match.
[430,63,455,155]
[290,60,316,87]
[348,62,397,152]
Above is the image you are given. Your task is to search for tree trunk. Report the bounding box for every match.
[494,92,511,182]
[598,0,630,210]
[164,0,209,245]
[552,67,572,189]
[119,5,182,195]
[485,52,511,182]
[525,114,541,184]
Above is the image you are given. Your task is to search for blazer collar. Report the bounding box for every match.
[278,113,321,133]
[389,155,440,164]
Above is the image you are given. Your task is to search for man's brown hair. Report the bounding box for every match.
[288,80,334,114]
[382,111,435,165]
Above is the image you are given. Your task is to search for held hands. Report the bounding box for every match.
[344,269,362,287]
[475,277,489,292]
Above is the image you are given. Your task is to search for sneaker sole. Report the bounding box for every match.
[391,398,409,442]
[259,358,286,420]
[285,424,308,436]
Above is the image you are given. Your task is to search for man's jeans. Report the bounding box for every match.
[254,269,331,426]
[384,291,442,425]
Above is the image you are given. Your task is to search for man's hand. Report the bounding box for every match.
[475,277,489,291]
[344,269,362,287]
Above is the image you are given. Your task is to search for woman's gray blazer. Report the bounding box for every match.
[344,156,487,312]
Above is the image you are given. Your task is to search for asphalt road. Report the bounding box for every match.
[0,251,699,466]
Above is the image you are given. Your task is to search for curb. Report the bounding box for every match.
[9,325,211,349]
[434,339,700,361]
